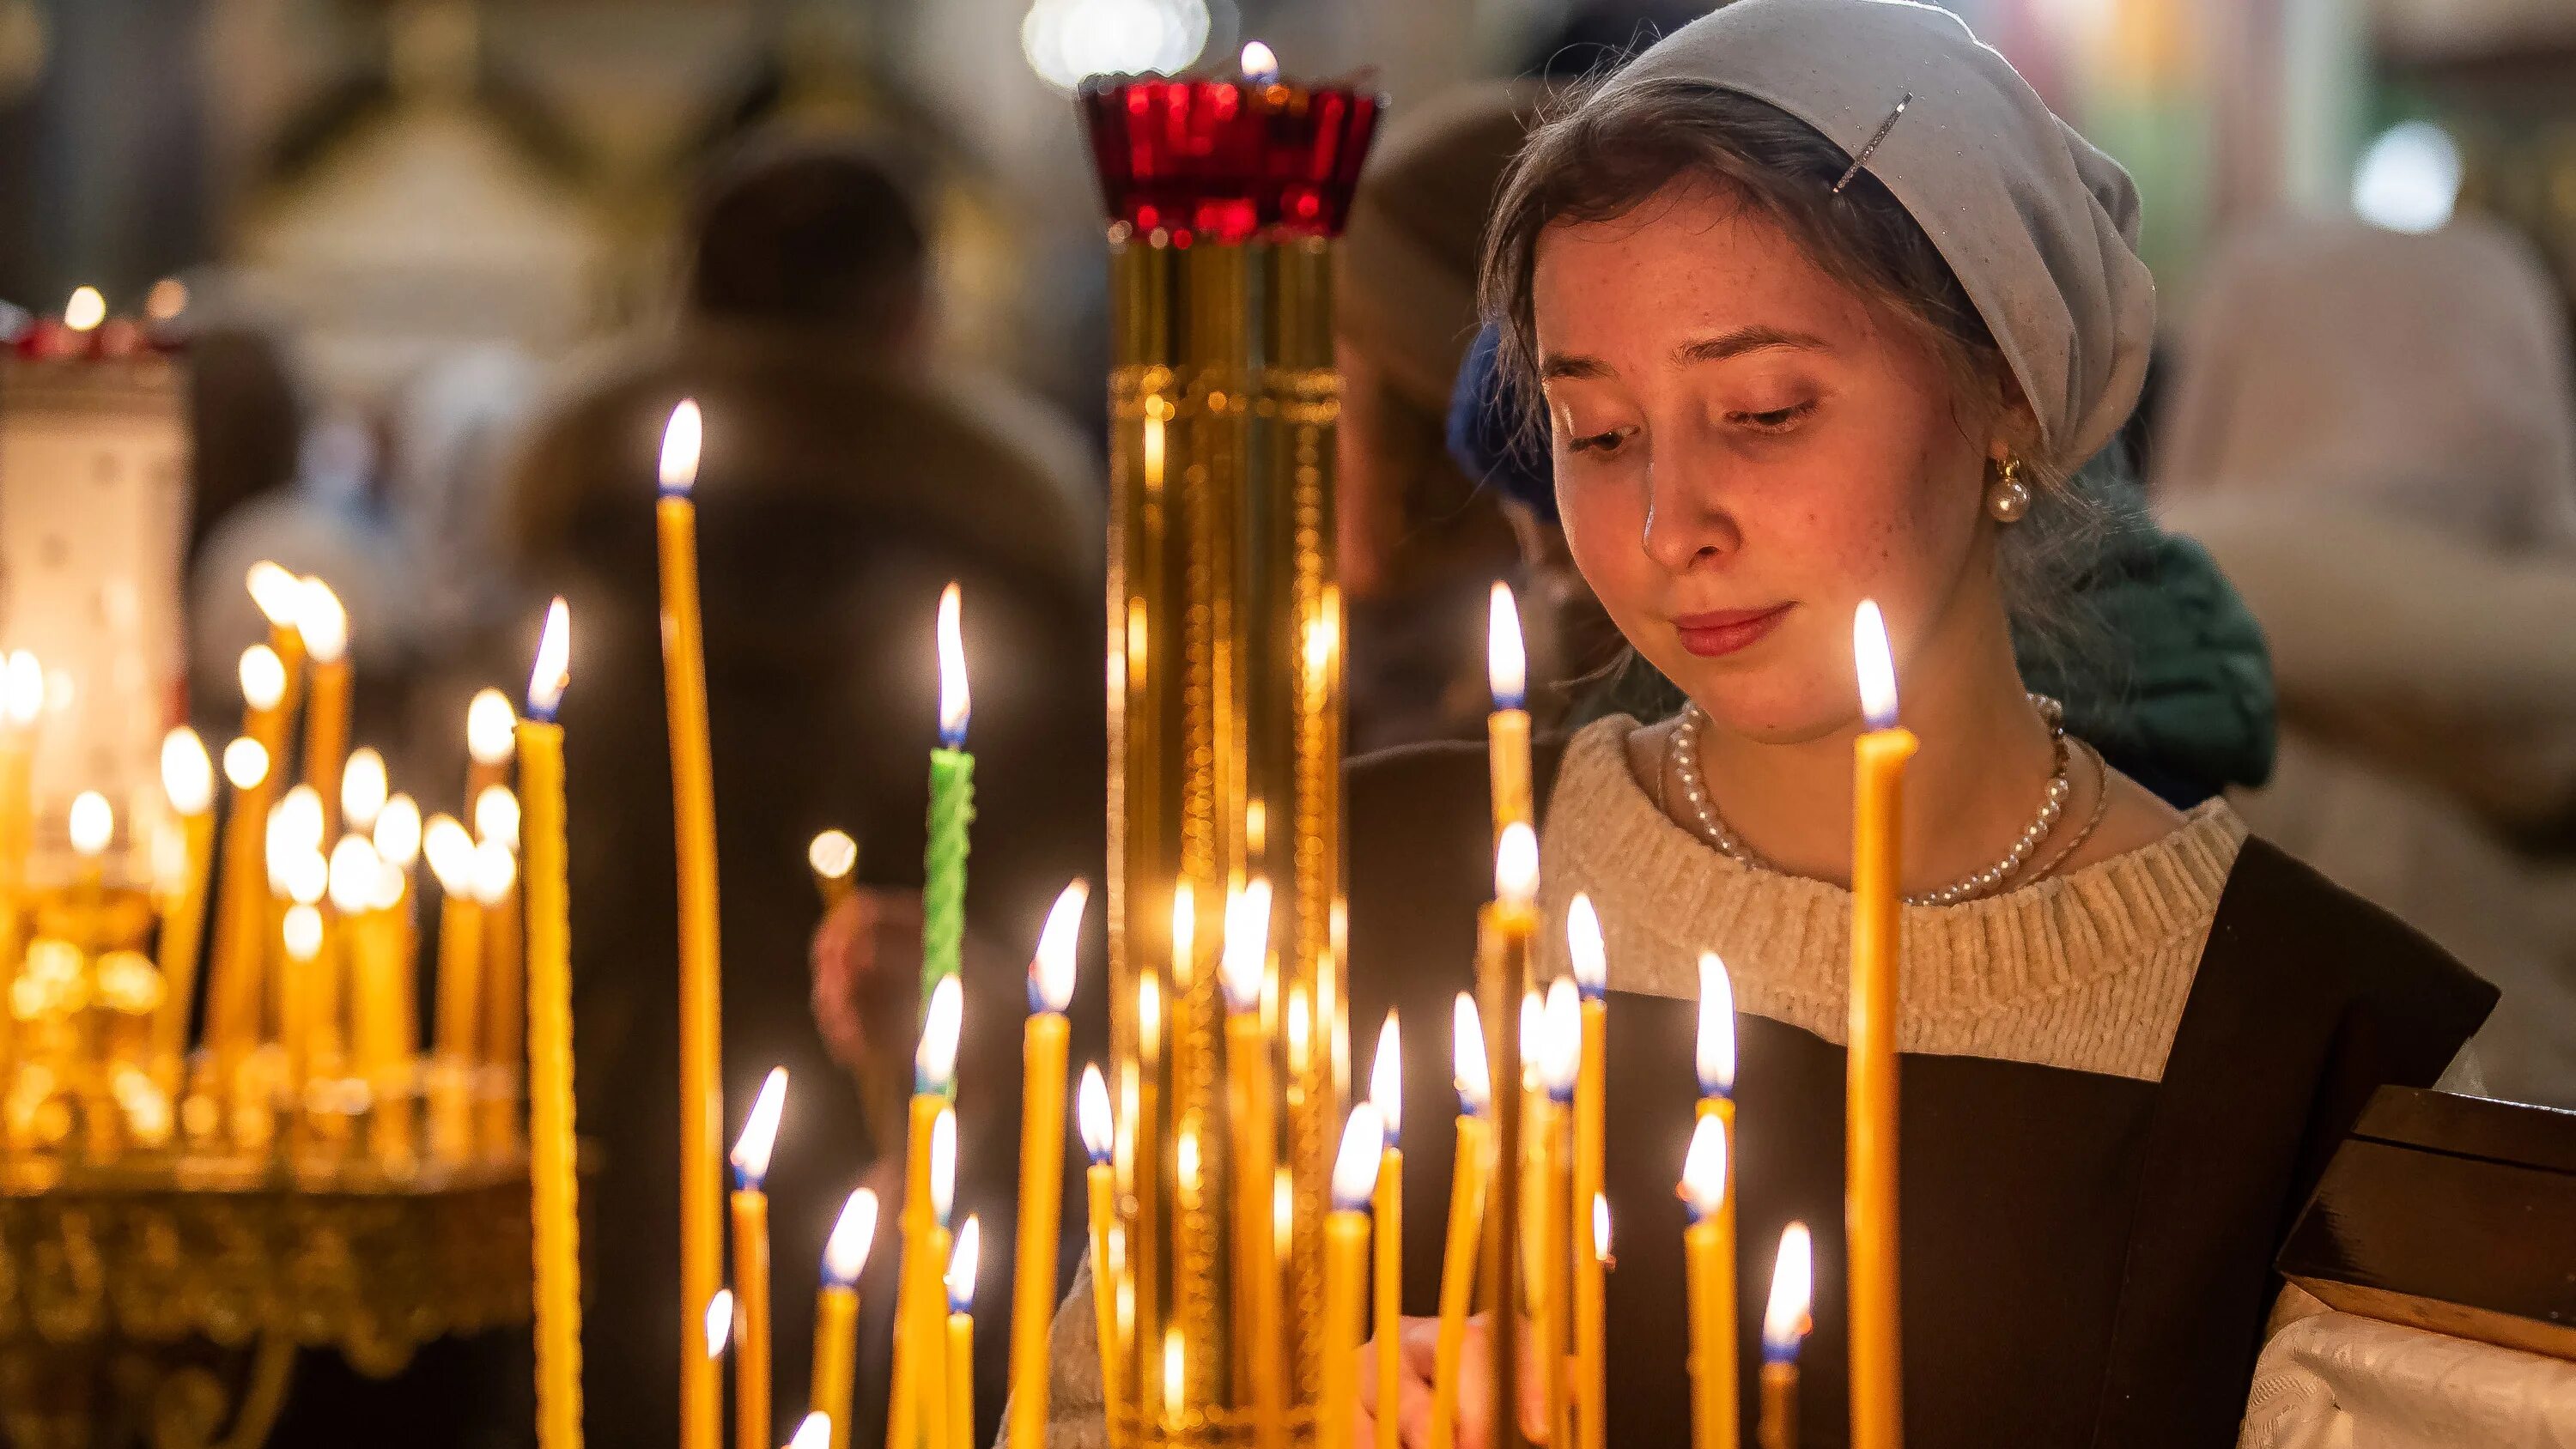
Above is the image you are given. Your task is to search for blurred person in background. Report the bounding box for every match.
[2155,214,2576,1108]
[506,130,1104,1449]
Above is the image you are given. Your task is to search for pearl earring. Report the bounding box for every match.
[1986,455,2032,523]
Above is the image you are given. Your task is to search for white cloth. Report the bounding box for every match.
[2239,1311,2576,1449]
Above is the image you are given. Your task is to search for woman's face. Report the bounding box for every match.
[1532,177,1999,743]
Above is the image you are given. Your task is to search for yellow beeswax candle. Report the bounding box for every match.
[1681,1116,1732,1449]
[892,977,963,1449]
[1848,602,1914,1449]
[945,1216,981,1449]
[154,728,216,1073]
[1759,1225,1812,1449]
[1535,981,1582,1449]
[298,580,351,834]
[1368,1014,1403,1449]
[911,1107,958,1449]
[1076,1065,1128,1446]
[422,814,483,1164]
[1009,882,1088,1449]
[1432,991,1494,1449]
[1218,881,1283,1449]
[1696,952,1741,1449]
[1476,823,1539,1449]
[656,399,726,1449]
[465,688,517,822]
[521,602,583,1449]
[1323,1106,1385,1449]
[471,835,520,1159]
[811,1188,878,1449]
[731,1068,787,1449]
[210,647,289,1057]
[0,651,40,895]
[1565,897,1609,1449]
[1487,583,1531,849]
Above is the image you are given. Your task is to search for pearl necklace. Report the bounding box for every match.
[1668,694,2073,907]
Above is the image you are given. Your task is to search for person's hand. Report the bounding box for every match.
[1354,1313,1550,1447]
[811,886,925,1080]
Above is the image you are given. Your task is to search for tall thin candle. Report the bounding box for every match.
[422,815,482,1164]
[1486,583,1530,848]
[655,398,726,1449]
[1323,1106,1384,1449]
[1478,824,1540,1449]
[1848,601,1915,1449]
[809,1188,878,1449]
[731,1068,787,1449]
[1077,1066,1129,1447]
[1681,1117,1731,1449]
[1431,993,1493,1449]
[1220,881,1283,1449]
[1566,896,1609,1449]
[1008,880,1089,1449]
[520,599,584,1449]
[1759,1225,1813,1449]
[923,583,974,1007]
[1368,1014,1403,1449]
[945,1216,981,1449]
[1536,981,1582,1449]
[1696,952,1741,1449]
[153,728,216,1076]
[299,580,351,837]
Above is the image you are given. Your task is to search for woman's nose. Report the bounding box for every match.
[1639,452,1741,574]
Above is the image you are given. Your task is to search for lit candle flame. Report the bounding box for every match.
[730,1066,788,1190]
[1138,974,1162,1065]
[1163,1328,1184,1423]
[526,597,570,721]
[69,791,112,856]
[1495,822,1538,907]
[824,1187,881,1286]
[929,1104,957,1225]
[161,727,213,815]
[374,795,422,872]
[340,748,388,833]
[1078,1063,1113,1164]
[1370,1010,1401,1148]
[1680,1113,1727,1222]
[239,645,286,712]
[466,688,518,767]
[945,1215,981,1313]
[917,973,963,1093]
[1594,1194,1613,1264]
[1518,991,1543,1092]
[63,286,106,331]
[659,400,702,495]
[807,829,857,883]
[1332,1103,1387,1211]
[3,651,41,726]
[1763,1222,1814,1358]
[283,902,325,961]
[246,562,304,629]
[1854,598,1899,731]
[1451,992,1490,1116]
[1698,953,1736,1098]
[704,1288,735,1358]
[277,785,325,854]
[145,277,187,322]
[1218,877,1273,1014]
[1240,39,1279,82]
[475,785,520,852]
[1489,581,1527,711]
[423,815,477,897]
[283,848,326,907]
[298,579,349,665]
[470,838,517,907]
[1031,877,1091,1015]
[1566,893,1605,998]
[222,737,268,791]
[788,1411,831,1449]
[1540,978,1582,1100]
[327,835,383,915]
[935,582,969,747]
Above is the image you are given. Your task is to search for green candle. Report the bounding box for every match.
[923,582,975,1043]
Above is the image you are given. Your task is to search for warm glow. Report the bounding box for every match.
[1495,822,1538,906]
[526,597,570,719]
[1680,1113,1728,1222]
[283,849,328,907]
[1176,1127,1200,1197]
[298,579,349,665]
[1763,1223,1814,1356]
[374,794,422,871]
[340,748,388,832]
[282,903,325,961]
[917,973,963,1091]
[1854,598,1898,730]
[277,786,325,853]
[466,688,518,766]
[239,645,286,712]
[1240,39,1278,80]
[1275,1169,1294,1258]
[1332,1104,1386,1210]
[807,829,857,882]
[1163,1329,1184,1423]
[63,286,106,331]
[1170,881,1194,986]
[704,1288,735,1358]
[470,839,517,906]
[222,737,268,791]
[328,835,383,915]
[1540,979,1582,1100]
[1285,988,1311,1074]
[929,1105,957,1225]
[935,582,969,745]
[1451,992,1490,1116]
[422,815,476,896]
[1218,877,1273,1014]
[1566,893,1605,997]
[145,277,188,322]
[788,1412,830,1449]
[161,728,213,815]
[1370,1011,1401,1145]
[474,784,519,852]
[1698,953,1737,1097]
[945,1216,981,1313]
[824,1187,881,1285]
[1031,878,1091,1014]
[1137,974,1163,1065]
[730,1066,788,1189]
[68,791,112,856]
[1593,1194,1613,1264]
[1078,1063,1113,1164]
[659,400,703,494]
[3,651,41,725]
[246,562,304,628]
[1488,581,1526,710]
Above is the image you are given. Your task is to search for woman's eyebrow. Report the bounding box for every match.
[1674,325,1830,365]
[1539,351,1615,381]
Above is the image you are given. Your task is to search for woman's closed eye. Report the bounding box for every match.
[1565,425,1633,456]
[1728,398,1819,433]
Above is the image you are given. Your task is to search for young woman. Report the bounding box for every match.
[1036,3,2491,1443]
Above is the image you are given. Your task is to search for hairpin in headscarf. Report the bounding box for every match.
[1832,93,1914,195]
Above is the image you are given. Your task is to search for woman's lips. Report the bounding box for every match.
[1671,603,1793,658]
